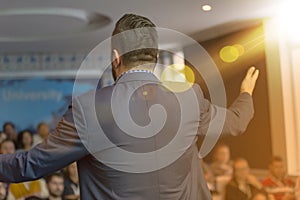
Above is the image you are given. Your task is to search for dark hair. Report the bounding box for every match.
[45,172,64,183]
[37,122,47,131]
[269,156,283,165]
[0,139,16,150]
[2,122,15,132]
[17,130,33,149]
[111,13,158,67]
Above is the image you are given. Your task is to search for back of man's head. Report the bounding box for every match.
[111,14,158,67]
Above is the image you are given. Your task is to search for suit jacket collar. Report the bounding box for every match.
[116,71,160,84]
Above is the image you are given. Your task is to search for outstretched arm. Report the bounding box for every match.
[0,97,88,183]
[198,67,259,136]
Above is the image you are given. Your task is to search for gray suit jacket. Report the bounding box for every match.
[0,72,254,200]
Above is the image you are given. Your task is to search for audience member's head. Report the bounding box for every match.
[0,139,16,154]
[37,122,50,140]
[0,132,7,144]
[17,130,33,150]
[212,144,231,164]
[45,172,64,200]
[65,162,78,181]
[0,182,7,200]
[233,158,250,182]
[2,122,17,141]
[0,131,5,138]
[268,156,285,180]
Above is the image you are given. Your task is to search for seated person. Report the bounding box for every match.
[9,179,48,200]
[33,123,50,146]
[210,144,233,177]
[0,132,6,144]
[0,182,8,200]
[252,191,271,200]
[2,122,17,143]
[262,156,295,200]
[0,140,16,155]
[63,162,80,200]
[44,173,64,200]
[225,158,262,200]
[0,139,48,200]
[296,177,300,200]
[17,130,34,152]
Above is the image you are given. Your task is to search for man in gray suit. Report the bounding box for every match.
[0,14,259,199]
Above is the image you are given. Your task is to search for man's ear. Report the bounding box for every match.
[112,49,121,69]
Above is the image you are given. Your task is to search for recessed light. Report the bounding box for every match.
[202,4,212,12]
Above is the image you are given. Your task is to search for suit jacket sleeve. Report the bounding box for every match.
[0,97,89,183]
[196,84,254,136]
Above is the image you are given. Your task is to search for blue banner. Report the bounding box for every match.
[0,78,98,132]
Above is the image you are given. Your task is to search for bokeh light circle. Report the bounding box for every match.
[220,45,239,63]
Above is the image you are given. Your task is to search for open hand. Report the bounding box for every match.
[240,67,259,96]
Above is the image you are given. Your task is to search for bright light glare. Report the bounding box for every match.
[219,46,239,63]
[278,0,300,43]
[202,5,212,12]
[160,65,195,93]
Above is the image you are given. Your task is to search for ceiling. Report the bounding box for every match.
[0,0,281,53]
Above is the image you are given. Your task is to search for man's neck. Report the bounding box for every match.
[114,64,156,82]
[130,66,154,72]
[24,145,31,150]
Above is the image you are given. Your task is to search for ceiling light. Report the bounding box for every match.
[202,4,212,12]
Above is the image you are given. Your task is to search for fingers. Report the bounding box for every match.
[246,66,256,77]
[246,66,259,80]
[240,66,260,96]
[252,68,259,82]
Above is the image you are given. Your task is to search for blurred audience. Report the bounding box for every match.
[2,123,17,144]
[0,132,7,144]
[2,121,300,200]
[8,179,48,200]
[210,144,233,177]
[0,140,13,200]
[252,191,271,200]
[17,130,34,152]
[295,177,300,200]
[33,123,49,146]
[63,163,80,200]
[45,173,64,200]
[262,156,295,200]
[224,158,262,200]
[0,182,8,200]
[0,140,16,155]
[0,138,48,200]
[208,144,233,195]
[201,160,215,191]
